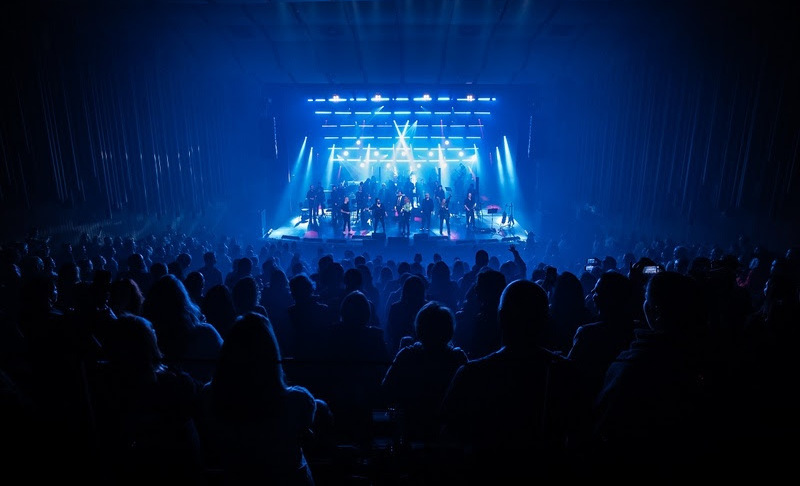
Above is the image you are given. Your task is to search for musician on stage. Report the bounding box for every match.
[341,195,352,235]
[439,194,451,237]
[355,182,367,221]
[420,192,434,232]
[370,198,387,234]
[434,184,446,207]
[306,183,318,226]
[399,195,413,237]
[463,191,476,231]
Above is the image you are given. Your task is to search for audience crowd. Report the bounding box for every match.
[1,225,799,483]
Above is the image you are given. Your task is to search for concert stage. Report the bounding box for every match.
[262,207,529,259]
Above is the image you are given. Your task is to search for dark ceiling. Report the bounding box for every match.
[6,0,787,88]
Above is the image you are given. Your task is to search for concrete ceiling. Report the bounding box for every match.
[5,0,777,89]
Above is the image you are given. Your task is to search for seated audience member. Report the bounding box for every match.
[200,284,238,340]
[92,314,204,483]
[382,301,467,444]
[441,279,568,483]
[589,272,716,477]
[287,273,331,361]
[142,274,223,384]
[199,312,319,485]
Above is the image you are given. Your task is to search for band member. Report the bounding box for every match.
[394,190,405,232]
[439,194,451,236]
[355,182,367,221]
[399,195,413,237]
[306,183,318,225]
[314,181,325,221]
[434,184,446,207]
[330,183,341,227]
[370,198,387,234]
[420,192,433,232]
[464,191,476,231]
[341,195,352,234]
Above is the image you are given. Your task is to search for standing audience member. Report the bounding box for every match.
[322,291,390,447]
[453,268,506,360]
[565,272,641,455]
[385,275,427,356]
[441,279,568,483]
[546,271,593,354]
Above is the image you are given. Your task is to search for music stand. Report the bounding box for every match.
[487,207,499,230]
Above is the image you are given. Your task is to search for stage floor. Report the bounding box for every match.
[264,209,527,252]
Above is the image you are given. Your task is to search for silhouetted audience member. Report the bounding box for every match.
[142,274,223,384]
[200,284,238,340]
[199,251,224,296]
[184,270,205,306]
[19,274,100,480]
[287,273,331,361]
[454,268,506,360]
[322,291,390,447]
[150,261,168,282]
[730,272,800,470]
[92,314,204,483]
[589,272,715,477]
[382,301,467,444]
[458,249,489,302]
[224,256,253,292]
[260,268,294,353]
[545,271,593,354]
[385,275,427,356]
[200,312,319,485]
[441,279,567,483]
[118,253,153,296]
[108,277,145,317]
[565,271,642,454]
[231,275,268,318]
[426,260,459,311]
